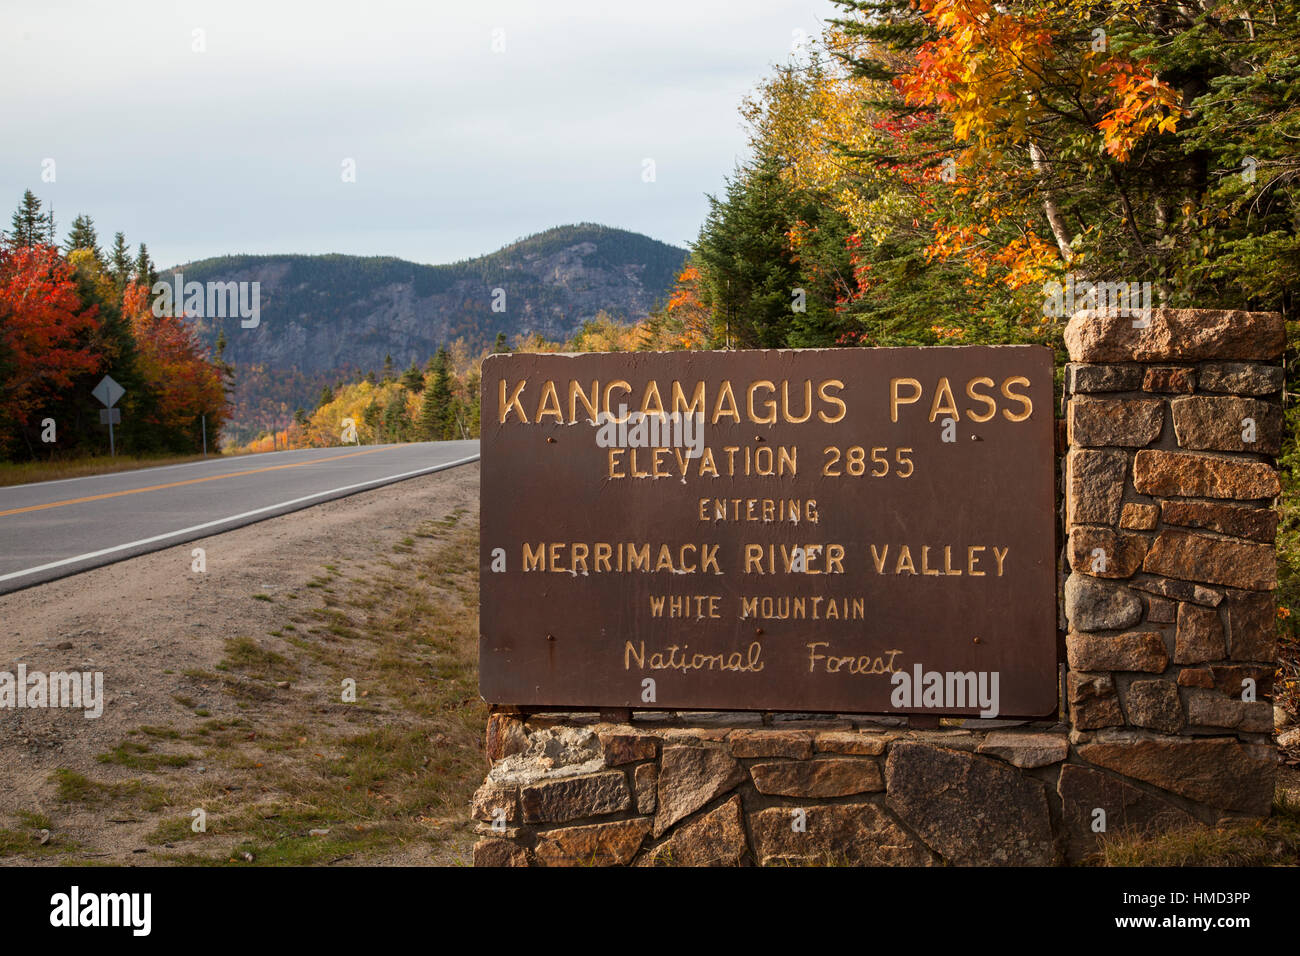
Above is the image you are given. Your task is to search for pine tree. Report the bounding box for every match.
[318,384,334,408]
[65,214,102,262]
[493,331,510,353]
[58,241,144,454]
[8,190,53,248]
[382,353,394,382]
[362,399,382,439]
[418,348,454,441]
[134,244,157,287]
[694,155,825,349]
[400,361,425,393]
[108,232,133,289]
[381,393,408,442]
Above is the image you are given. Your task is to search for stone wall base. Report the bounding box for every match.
[472,710,1276,866]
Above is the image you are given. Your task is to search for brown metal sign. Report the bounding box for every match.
[479,346,1058,717]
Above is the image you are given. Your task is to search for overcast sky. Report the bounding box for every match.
[1,0,837,269]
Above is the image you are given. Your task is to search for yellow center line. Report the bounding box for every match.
[0,447,393,518]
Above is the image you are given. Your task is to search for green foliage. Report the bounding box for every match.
[419,349,456,441]
[64,214,101,263]
[108,232,132,290]
[133,244,156,289]
[7,190,54,248]
[832,0,1300,314]
[684,2,1298,358]
[400,362,424,393]
[1276,391,1300,628]
[380,390,411,443]
[695,156,842,348]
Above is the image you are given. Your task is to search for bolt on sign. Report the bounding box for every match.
[479,347,1058,717]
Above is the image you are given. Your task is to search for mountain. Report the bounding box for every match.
[168,224,688,442]
[175,224,686,371]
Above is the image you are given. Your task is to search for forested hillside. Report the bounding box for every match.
[173,224,685,442]
[181,224,685,363]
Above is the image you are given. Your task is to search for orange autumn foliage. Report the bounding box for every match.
[123,282,227,433]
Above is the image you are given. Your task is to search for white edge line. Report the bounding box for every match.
[0,454,480,584]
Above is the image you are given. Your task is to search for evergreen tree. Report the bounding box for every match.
[493,331,510,353]
[57,250,145,453]
[318,384,334,407]
[65,214,102,262]
[362,398,382,441]
[381,353,394,382]
[693,155,830,349]
[418,348,455,441]
[8,190,54,248]
[400,361,425,392]
[108,232,133,289]
[133,243,157,287]
[381,393,409,442]
[294,407,309,426]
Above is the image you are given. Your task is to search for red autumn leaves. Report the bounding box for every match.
[0,244,99,440]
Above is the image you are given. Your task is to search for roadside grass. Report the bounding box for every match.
[216,636,298,682]
[1095,794,1300,866]
[98,740,194,771]
[0,809,77,859]
[0,452,230,487]
[0,825,78,858]
[34,506,484,866]
[51,769,169,812]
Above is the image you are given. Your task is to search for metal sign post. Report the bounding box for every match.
[92,375,125,457]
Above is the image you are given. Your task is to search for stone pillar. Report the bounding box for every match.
[1062,308,1282,821]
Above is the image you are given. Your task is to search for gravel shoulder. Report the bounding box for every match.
[0,463,483,866]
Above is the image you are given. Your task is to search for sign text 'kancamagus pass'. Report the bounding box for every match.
[479,347,1057,717]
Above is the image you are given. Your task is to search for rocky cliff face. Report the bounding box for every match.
[176,224,687,376]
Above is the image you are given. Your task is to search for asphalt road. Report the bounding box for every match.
[0,441,479,595]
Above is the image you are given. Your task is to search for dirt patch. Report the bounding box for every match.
[0,463,484,865]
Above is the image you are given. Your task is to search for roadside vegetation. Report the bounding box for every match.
[4,507,484,865]
[0,452,234,488]
[1097,795,1300,867]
